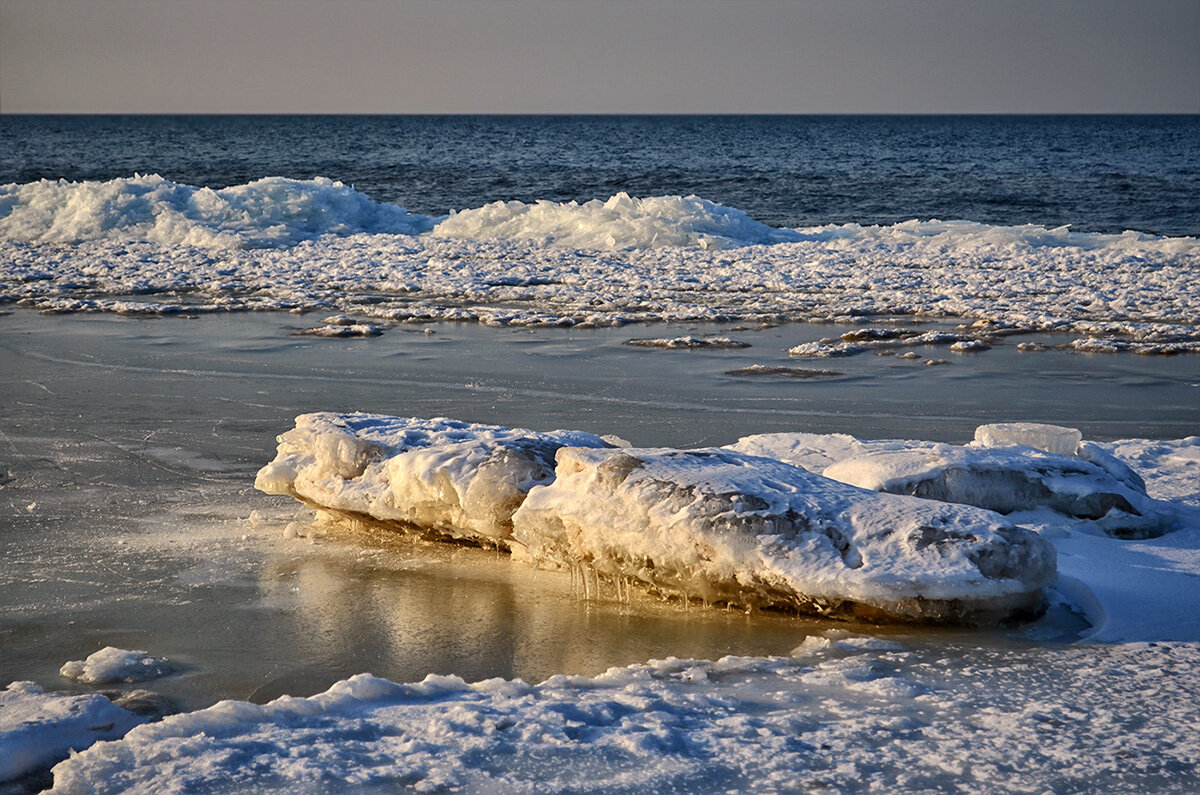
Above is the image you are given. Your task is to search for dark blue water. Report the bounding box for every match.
[3,115,1198,235]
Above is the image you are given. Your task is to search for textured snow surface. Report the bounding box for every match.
[3,178,1198,352]
[44,640,1200,794]
[0,681,145,782]
[512,447,1055,622]
[59,648,172,685]
[254,413,612,544]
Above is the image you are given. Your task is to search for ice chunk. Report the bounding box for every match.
[824,444,1173,538]
[432,192,801,250]
[255,413,612,544]
[511,447,1055,623]
[974,422,1082,456]
[0,681,144,782]
[59,648,172,685]
[0,175,435,248]
[625,335,750,349]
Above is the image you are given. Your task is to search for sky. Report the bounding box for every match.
[1,0,1197,114]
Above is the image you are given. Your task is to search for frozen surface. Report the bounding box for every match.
[45,640,1200,794]
[2,178,1199,353]
[512,447,1055,622]
[59,648,172,685]
[0,681,145,782]
[625,336,750,349]
[255,413,612,544]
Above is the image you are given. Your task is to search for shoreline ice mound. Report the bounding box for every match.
[511,447,1055,623]
[432,192,803,249]
[0,681,145,783]
[59,648,172,685]
[825,441,1172,539]
[0,175,435,248]
[255,413,612,544]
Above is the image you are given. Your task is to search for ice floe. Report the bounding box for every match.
[59,648,173,685]
[2,177,1198,354]
[625,335,751,349]
[254,413,612,545]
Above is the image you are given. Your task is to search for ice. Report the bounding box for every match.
[974,422,1083,455]
[432,192,802,250]
[823,444,1177,538]
[254,413,612,544]
[625,335,751,349]
[0,175,435,248]
[59,648,172,685]
[511,447,1055,623]
[0,681,145,783]
[42,642,1200,794]
[2,180,1198,353]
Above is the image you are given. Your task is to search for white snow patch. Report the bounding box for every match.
[0,681,145,782]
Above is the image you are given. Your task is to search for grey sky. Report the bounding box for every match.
[2,0,1197,114]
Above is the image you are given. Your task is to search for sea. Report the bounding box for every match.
[1,115,1198,792]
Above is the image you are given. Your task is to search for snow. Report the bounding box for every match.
[511,446,1055,622]
[2,177,1198,354]
[0,681,145,782]
[254,413,612,544]
[59,648,173,685]
[42,641,1200,794]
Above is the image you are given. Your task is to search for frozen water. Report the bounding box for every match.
[823,443,1177,538]
[974,422,1083,455]
[512,446,1055,623]
[255,413,612,544]
[0,175,434,248]
[2,178,1198,354]
[433,192,800,249]
[59,647,172,685]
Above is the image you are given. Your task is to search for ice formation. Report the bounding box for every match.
[731,425,1175,538]
[41,641,1200,794]
[0,682,145,782]
[2,177,1198,353]
[58,648,173,685]
[823,445,1174,538]
[254,413,612,544]
[433,192,801,249]
[974,422,1083,455]
[625,336,751,349]
[0,175,433,248]
[512,447,1055,622]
